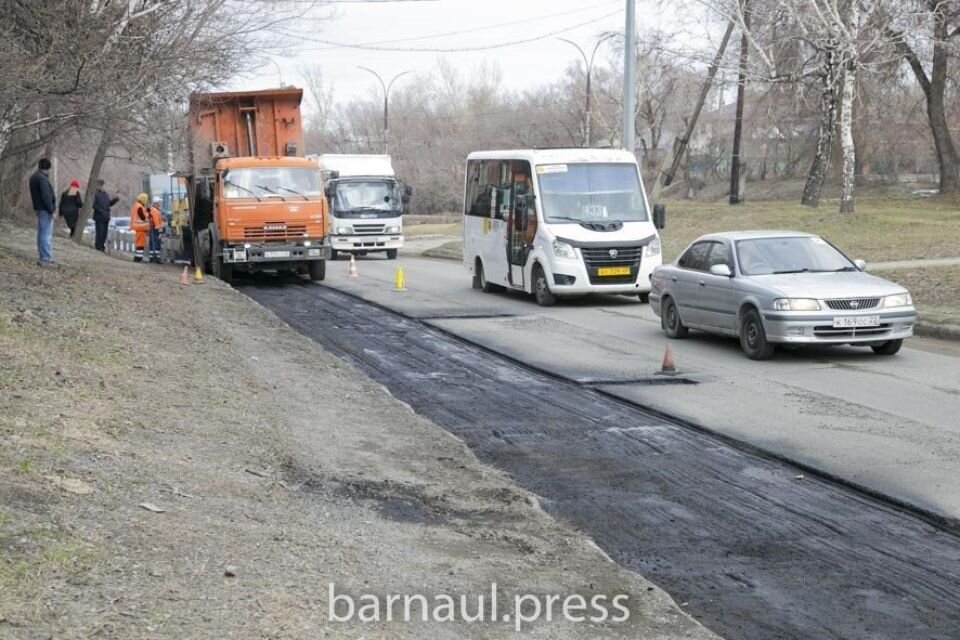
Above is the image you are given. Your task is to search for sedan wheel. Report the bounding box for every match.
[740,308,775,360]
[662,297,689,339]
[871,339,903,356]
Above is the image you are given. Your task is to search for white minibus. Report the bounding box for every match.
[463,148,665,305]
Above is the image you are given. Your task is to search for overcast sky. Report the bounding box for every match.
[234,0,675,107]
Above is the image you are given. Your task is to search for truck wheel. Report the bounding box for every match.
[309,260,326,281]
[213,257,233,284]
[386,249,398,260]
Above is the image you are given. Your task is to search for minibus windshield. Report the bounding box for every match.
[536,163,648,224]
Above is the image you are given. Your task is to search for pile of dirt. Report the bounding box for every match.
[0,225,716,639]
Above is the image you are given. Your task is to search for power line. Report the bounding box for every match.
[295,8,624,52]
[300,1,620,50]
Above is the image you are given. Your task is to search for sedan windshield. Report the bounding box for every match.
[222,167,322,199]
[334,180,401,217]
[736,236,854,275]
[536,163,648,223]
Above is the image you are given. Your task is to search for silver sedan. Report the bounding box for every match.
[649,231,917,359]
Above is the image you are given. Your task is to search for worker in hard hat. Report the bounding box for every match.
[148,197,164,263]
[130,193,150,262]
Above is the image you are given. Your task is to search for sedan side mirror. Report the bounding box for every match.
[709,263,733,278]
[854,259,867,272]
[653,203,666,230]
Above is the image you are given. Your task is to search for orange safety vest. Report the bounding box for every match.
[148,206,163,230]
[130,202,149,248]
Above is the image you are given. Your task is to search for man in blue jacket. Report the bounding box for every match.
[29,158,57,265]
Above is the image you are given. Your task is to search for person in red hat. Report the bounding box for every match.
[58,179,84,238]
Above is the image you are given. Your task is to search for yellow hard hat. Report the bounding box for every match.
[137,193,148,204]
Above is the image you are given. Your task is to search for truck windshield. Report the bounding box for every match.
[333,180,401,218]
[222,167,322,199]
[536,162,648,224]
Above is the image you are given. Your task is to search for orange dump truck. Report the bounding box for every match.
[184,87,329,283]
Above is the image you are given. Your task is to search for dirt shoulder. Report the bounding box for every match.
[0,225,717,639]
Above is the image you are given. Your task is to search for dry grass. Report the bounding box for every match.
[404,222,462,238]
[883,266,960,326]
[660,196,960,262]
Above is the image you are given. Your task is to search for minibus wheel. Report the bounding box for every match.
[477,259,502,293]
[533,264,557,306]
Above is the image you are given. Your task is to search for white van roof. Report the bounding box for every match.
[311,154,395,177]
[466,148,637,165]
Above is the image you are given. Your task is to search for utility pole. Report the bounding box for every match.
[358,67,412,154]
[559,34,615,147]
[622,0,636,154]
[729,0,751,204]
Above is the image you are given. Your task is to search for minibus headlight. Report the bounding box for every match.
[385,225,401,234]
[336,226,350,235]
[552,240,576,259]
[645,238,662,257]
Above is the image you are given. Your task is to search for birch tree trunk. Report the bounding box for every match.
[801,47,840,208]
[838,63,857,213]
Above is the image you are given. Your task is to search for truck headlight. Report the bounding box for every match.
[645,238,661,257]
[552,240,576,259]
[385,225,400,234]
[303,241,312,247]
[336,227,350,235]
[773,298,820,311]
[884,293,912,308]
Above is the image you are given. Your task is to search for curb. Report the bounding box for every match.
[915,320,960,341]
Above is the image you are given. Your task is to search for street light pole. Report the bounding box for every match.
[559,34,615,147]
[622,0,637,154]
[358,67,413,154]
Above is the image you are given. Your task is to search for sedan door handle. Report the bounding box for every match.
[699,279,706,286]
[671,276,678,282]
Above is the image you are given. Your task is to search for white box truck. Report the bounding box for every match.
[312,154,412,260]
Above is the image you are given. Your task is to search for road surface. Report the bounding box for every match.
[313,253,960,524]
[241,274,960,640]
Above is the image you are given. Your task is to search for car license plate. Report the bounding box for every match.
[264,250,290,259]
[833,315,880,328]
[597,266,631,277]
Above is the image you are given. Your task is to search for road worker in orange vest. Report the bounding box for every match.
[148,197,164,263]
[130,193,150,262]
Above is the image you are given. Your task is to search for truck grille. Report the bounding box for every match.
[352,224,386,235]
[244,224,307,241]
[824,298,881,311]
[581,245,643,285]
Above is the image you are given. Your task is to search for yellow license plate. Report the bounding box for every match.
[597,266,631,276]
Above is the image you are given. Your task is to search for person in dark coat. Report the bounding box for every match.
[93,180,120,252]
[29,158,57,265]
[58,179,83,238]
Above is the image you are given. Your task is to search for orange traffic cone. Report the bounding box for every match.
[179,266,189,285]
[348,254,358,278]
[659,342,677,376]
[394,265,406,291]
